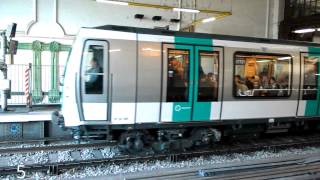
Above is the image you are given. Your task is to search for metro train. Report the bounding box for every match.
[53,25,320,152]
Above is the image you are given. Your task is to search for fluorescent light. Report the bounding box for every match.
[96,0,129,6]
[202,17,216,23]
[256,60,271,63]
[173,8,200,13]
[109,49,121,52]
[278,56,292,60]
[293,28,315,33]
[142,48,160,52]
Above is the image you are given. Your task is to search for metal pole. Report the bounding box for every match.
[177,0,182,31]
[0,32,8,112]
[265,0,270,38]
[28,63,32,109]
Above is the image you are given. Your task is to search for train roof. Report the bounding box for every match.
[92,25,320,48]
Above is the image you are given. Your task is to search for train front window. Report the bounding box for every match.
[234,52,292,97]
[198,51,219,101]
[83,44,104,94]
[166,49,190,102]
[303,56,319,100]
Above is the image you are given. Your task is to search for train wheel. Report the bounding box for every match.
[190,128,221,147]
[118,131,148,153]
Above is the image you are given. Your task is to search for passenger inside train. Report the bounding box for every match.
[166,49,219,102]
[234,52,291,97]
[167,50,189,102]
[84,45,104,94]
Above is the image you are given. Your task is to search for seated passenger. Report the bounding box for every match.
[245,76,254,90]
[85,58,103,94]
[259,74,269,88]
[235,75,248,96]
[267,77,280,96]
[269,77,280,89]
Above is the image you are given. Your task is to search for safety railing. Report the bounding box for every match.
[7,64,65,105]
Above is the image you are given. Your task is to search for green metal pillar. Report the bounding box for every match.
[48,41,61,103]
[31,41,43,103]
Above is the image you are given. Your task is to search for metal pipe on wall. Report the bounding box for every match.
[192,0,197,31]
[177,0,182,31]
[265,0,270,38]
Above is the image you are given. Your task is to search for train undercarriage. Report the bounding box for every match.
[53,112,320,153]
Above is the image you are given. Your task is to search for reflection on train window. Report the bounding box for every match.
[167,49,189,102]
[234,52,292,97]
[303,56,319,100]
[84,44,104,94]
[198,51,219,101]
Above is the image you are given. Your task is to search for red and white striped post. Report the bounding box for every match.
[24,63,32,108]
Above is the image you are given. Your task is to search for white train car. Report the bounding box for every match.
[53,25,320,152]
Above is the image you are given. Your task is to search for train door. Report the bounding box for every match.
[297,51,320,117]
[81,40,109,121]
[161,43,194,122]
[193,46,222,121]
[161,43,222,122]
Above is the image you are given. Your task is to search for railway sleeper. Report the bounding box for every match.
[47,165,60,176]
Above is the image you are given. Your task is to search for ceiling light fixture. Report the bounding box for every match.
[278,56,292,60]
[96,0,129,6]
[109,49,121,52]
[202,17,216,23]
[134,14,144,19]
[293,28,315,34]
[152,16,162,21]
[173,8,200,13]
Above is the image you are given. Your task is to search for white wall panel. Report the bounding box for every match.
[161,103,173,122]
[111,103,135,124]
[83,103,107,120]
[0,0,282,39]
[221,100,298,120]
[136,103,160,123]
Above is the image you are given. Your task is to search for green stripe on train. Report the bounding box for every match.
[172,37,213,122]
[305,47,320,116]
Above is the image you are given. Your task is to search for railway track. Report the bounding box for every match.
[0,141,115,154]
[0,133,320,177]
[123,152,320,180]
[0,138,116,154]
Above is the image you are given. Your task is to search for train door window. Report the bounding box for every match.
[167,49,190,102]
[234,52,292,97]
[303,56,319,100]
[198,51,219,101]
[83,41,106,94]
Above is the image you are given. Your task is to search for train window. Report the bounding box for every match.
[234,52,292,97]
[83,43,105,94]
[198,51,219,101]
[166,49,190,102]
[303,56,319,100]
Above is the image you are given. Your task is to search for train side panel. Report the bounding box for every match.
[108,38,137,124]
[218,41,302,120]
[136,34,174,123]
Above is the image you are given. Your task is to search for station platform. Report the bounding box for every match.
[0,105,59,122]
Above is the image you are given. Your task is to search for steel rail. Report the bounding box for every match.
[0,139,116,154]
[0,137,74,144]
[1,134,320,176]
[123,154,320,180]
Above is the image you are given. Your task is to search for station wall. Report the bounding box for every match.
[0,0,283,39]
